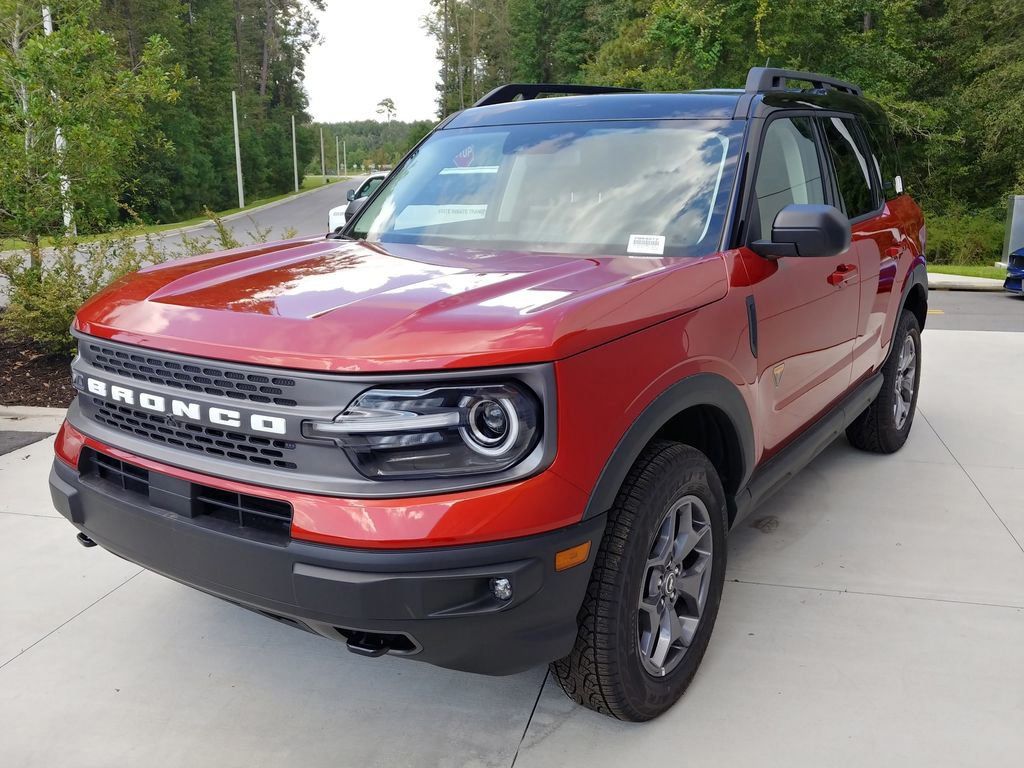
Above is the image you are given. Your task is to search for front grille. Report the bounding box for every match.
[88,450,293,539]
[84,342,298,407]
[72,333,390,494]
[91,398,298,470]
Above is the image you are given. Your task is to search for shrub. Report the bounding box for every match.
[924,207,1005,265]
[1,230,166,356]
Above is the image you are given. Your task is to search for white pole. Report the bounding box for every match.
[291,114,299,192]
[343,140,347,176]
[335,135,340,176]
[42,6,74,234]
[319,127,325,177]
[231,90,244,208]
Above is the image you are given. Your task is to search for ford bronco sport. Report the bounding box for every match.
[50,68,927,721]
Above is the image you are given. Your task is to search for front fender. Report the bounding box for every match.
[581,373,755,520]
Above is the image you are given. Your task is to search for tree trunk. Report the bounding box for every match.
[259,0,273,100]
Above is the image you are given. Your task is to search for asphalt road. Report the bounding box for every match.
[927,289,1024,332]
[152,176,364,255]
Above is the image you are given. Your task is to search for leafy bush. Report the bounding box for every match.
[924,207,1005,265]
[1,231,166,356]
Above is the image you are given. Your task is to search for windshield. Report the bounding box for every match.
[349,120,742,257]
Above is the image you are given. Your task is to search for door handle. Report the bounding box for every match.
[828,263,858,286]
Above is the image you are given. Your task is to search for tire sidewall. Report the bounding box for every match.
[613,451,728,719]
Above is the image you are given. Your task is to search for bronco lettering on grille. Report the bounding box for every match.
[83,377,287,435]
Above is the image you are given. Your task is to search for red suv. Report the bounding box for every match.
[50,68,927,721]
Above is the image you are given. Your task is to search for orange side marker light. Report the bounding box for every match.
[555,541,592,572]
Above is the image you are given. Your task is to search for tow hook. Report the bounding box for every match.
[76,532,97,548]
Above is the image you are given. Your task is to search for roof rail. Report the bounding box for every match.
[472,83,641,108]
[745,67,862,97]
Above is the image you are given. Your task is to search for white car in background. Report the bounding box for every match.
[328,173,387,231]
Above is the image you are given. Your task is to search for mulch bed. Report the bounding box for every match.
[0,337,75,408]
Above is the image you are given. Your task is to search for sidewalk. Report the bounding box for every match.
[0,406,64,457]
[927,271,1005,291]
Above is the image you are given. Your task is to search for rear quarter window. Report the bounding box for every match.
[861,119,902,201]
[820,116,877,219]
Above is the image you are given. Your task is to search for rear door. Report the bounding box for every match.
[817,115,897,384]
[743,115,860,455]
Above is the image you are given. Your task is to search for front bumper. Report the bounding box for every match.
[50,457,604,675]
[1005,252,1024,293]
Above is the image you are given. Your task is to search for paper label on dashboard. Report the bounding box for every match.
[627,234,666,255]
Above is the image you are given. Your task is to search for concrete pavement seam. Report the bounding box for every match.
[917,409,1024,555]
[0,510,62,519]
[510,667,550,768]
[0,569,143,672]
[729,578,1024,611]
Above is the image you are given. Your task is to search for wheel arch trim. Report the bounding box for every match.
[896,258,928,338]
[581,373,755,520]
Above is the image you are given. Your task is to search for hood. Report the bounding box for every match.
[74,238,729,372]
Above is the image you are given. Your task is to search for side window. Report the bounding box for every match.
[821,117,876,218]
[752,117,825,240]
[862,119,902,201]
[357,177,384,200]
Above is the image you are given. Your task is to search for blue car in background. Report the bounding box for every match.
[1006,248,1024,293]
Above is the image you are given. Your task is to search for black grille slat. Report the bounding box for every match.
[91,399,299,471]
[94,451,149,495]
[195,487,292,536]
[86,343,299,406]
[83,450,293,540]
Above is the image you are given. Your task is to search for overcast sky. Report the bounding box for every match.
[305,0,438,124]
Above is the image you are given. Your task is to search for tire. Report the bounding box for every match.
[551,440,728,721]
[846,309,922,454]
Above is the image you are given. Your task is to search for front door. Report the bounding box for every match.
[740,116,860,455]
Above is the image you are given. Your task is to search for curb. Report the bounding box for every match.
[0,405,67,417]
[0,405,66,434]
[926,282,1005,292]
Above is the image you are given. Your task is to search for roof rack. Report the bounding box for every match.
[745,67,862,97]
[472,83,641,108]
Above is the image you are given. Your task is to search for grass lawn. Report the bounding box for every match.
[0,175,351,250]
[927,264,1007,280]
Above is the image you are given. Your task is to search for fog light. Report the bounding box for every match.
[490,577,513,601]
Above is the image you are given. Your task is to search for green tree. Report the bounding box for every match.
[0,0,177,254]
[95,0,321,223]
[376,97,397,122]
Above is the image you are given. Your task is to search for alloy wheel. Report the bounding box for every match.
[893,333,917,430]
[637,495,714,677]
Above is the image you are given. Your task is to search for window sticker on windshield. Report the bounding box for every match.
[627,234,666,256]
[453,145,474,167]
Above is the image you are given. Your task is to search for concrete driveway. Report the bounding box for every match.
[1,325,1022,767]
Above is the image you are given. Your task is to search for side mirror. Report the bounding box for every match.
[751,204,851,259]
[344,195,369,222]
[346,188,356,202]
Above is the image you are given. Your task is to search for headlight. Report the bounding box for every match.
[303,383,541,479]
